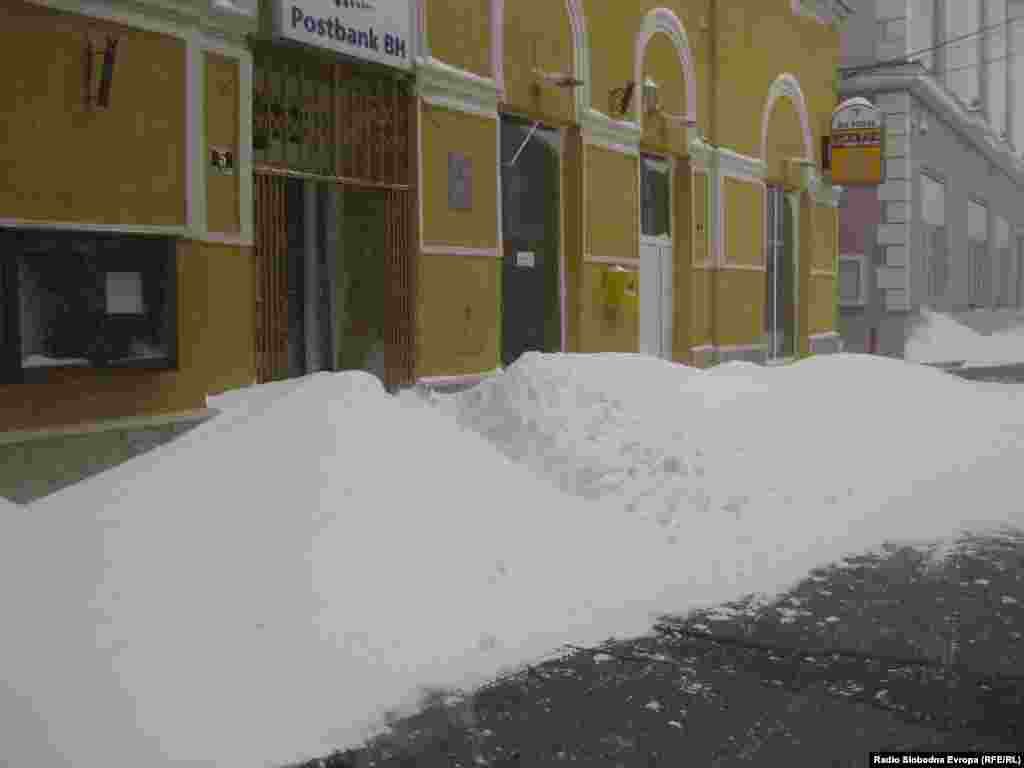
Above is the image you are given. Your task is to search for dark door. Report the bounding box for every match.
[501,117,562,366]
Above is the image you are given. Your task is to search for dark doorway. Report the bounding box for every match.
[256,175,390,384]
[500,116,562,367]
[765,185,796,360]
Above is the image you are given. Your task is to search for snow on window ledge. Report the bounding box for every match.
[211,0,257,18]
[791,0,853,26]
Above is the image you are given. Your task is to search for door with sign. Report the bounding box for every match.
[500,116,562,366]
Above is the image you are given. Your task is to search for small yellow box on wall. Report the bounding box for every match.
[601,266,639,312]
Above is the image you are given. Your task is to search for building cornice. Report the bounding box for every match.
[581,108,641,155]
[415,56,500,119]
[717,146,767,181]
[34,0,257,39]
[840,70,1024,189]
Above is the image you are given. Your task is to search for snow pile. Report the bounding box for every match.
[953,307,1024,337]
[448,351,1024,561]
[1,372,694,768]
[3,353,1024,767]
[906,307,1024,366]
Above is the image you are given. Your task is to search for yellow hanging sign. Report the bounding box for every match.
[829,97,884,186]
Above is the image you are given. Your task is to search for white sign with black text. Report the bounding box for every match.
[275,0,413,70]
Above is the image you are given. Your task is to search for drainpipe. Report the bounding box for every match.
[709,0,720,362]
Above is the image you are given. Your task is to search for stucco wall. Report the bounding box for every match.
[0,0,186,226]
[585,146,637,259]
[502,0,574,123]
[581,263,639,352]
[420,106,498,249]
[714,269,764,346]
[415,253,501,377]
[723,177,765,266]
[426,0,491,78]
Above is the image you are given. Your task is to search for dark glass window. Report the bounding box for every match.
[0,229,177,382]
[641,155,671,238]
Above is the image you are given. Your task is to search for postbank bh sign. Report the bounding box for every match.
[275,0,413,70]
[829,97,884,186]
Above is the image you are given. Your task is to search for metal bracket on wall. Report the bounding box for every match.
[85,35,120,109]
[505,121,541,168]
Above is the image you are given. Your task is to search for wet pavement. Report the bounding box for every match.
[286,529,1024,768]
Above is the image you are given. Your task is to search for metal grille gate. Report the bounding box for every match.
[252,45,415,390]
[254,172,414,390]
[255,172,289,385]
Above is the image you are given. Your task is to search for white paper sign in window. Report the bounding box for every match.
[106,271,145,315]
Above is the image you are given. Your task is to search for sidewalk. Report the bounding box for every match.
[286,530,1024,767]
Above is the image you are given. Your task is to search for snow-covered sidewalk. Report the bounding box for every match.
[906,307,1024,368]
[3,353,1024,767]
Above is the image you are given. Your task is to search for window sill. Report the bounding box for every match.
[3,357,178,385]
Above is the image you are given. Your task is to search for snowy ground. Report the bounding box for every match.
[3,353,1024,767]
[905,307,1024,366]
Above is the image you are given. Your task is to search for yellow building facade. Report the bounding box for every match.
[0,0,848,439]
[416,0,847,386]
[0,0,256,432]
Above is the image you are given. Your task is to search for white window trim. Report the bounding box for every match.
[839,252,867,307]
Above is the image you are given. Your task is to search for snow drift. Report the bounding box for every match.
[906,307,1024,366]
[3,352,1024,768]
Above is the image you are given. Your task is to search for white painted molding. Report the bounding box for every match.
[416,56,501,119]
[567,0,591,120]
[710,158,723,266]
[186,29,206,239]
[421,92,499,119]
[634,7,697,132]
[760,73,815,166]
[198,233,254,247]
[417,371,501,389]
[720,263,767,272]
[585,254,641,269]
[196,27,248,57]
[421,244,501,258]
[718,147,768,182]
[35,0,256,41]
[811,175,843,206]
[0,219,189,237]
[238,49,254,244]
[689,135,714,172]
[582,108,641,155]
[585,137,641,157]
[416,0,429,59]
[36,0,186,39]
[490,0,502,93]
[718,343,768,354]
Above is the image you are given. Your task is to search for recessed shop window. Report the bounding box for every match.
[641,155,670,238]
[0,230,177,382]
